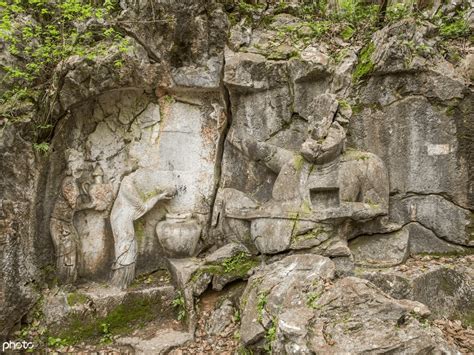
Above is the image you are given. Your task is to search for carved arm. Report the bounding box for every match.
[227,129,293,173]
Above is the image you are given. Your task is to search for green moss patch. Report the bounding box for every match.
[192,252,259,282]
[133,219,146,243]
[293,154,305,171]
[51,295,163,345]
[66,292,89,306]
[352,42,375,82]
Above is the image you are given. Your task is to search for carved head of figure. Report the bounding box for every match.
[299,93,348,165]
[65,149,85,179]
[300,121,346,164]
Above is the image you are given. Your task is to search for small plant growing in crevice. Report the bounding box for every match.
[99,322,113,344]
[172,291,186,321]
[264,318,277,353]
[256,291,267,322]
[307,291,322,309]
[233,309,241,322]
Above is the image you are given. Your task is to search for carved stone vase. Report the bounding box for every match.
[156,213,201,258]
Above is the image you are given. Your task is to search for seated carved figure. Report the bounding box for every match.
[214,95,389,256]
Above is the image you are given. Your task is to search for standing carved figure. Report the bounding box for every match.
[110,170,176,289]
[50,152,83,284]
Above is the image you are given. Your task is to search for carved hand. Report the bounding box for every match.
[160,186,177,200]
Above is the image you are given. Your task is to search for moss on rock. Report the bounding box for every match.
[352,42,375,82]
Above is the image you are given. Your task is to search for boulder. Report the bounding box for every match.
[205,299,235,336]
[361,256,474,323]
[240,254,335,347]
[117,330,192,354]
[240,254,456,354]
[349,228,410,267]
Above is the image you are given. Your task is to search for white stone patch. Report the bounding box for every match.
[86,122,125,160]
[427,144,451,156]
[154,101,222,214]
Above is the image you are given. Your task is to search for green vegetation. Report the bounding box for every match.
[191,252,259,282]
[264,319,277,353]
[52,296,161,345]
[256,291,267,322]
[172,291,186,321]
[237,346,254,355]
[385,2,412,23]
[335,0,379,25]
[293,154,305,171]
[439,12,470,39]
[162,94,175,105]
[47,336,68,348]
[32,141,50,154]
[222,252,253,273]
[307,291,322,309]
[66,292,88,306]
[352,42,375,82]
[234,309,241,322]
[228,1,266,27]
[338,99,351,110]
[0,0,127,147]
[99,322,113,344]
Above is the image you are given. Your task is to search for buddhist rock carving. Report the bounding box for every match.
[50,151,114,284]
[214,94,389,256]
[110,169,177,289]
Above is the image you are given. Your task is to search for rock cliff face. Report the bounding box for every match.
[0,0,472,351]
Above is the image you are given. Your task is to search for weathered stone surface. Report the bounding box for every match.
[57,38,160,112]
[240,254,335,346]
[350,228,409,267]
[216,93,390,257]
[360,255,474,324]
[0,127,42,341]
[157,213,202,259]
[2,0,474,344]
[297,277,453,354]
[205,299,235,336]
[407,222,470,256]
[240,254,455,353]
[167,258,203,290]
[43,282,175,326]
[412,267,473,322]
[348,18,472,251]
[118,0,228,80]
[390,194,473,246]
[118,330,192,354]
[204,242,250,264]
[331,256,355,277]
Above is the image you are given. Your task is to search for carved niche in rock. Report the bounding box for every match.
[213,94,390,257]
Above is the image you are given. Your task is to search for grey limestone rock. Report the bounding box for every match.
[349,228,410,267]
[360,257,474,324]
[239,254,456,354]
